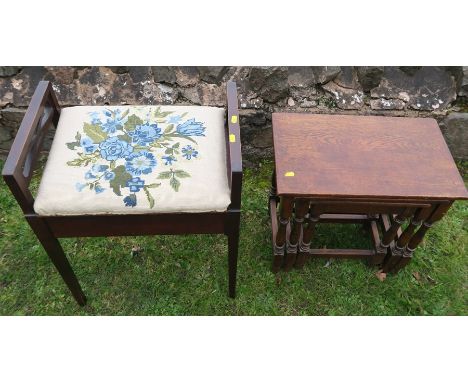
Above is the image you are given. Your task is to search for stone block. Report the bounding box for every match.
[248,66,289,102]
[440,112,468,159]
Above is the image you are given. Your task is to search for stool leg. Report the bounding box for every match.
[227,212,240,298]
[26,216,87,306]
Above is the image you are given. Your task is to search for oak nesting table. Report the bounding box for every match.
[269,113,467,274]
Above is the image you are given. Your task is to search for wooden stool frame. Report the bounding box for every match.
[2,80,242,306]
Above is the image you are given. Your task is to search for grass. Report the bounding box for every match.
[0,159,467,315]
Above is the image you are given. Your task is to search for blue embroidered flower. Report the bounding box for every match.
[89,111,101,124]
[181,145,198,160]
[85,164,110,180]
[92,164,109,173]
[103,171,115,181]
[80,136,98,154]
[99,137,133,161]
[128,122,162,146]
[123,194,137,207]
[176,118,205,136]
[85,170,97,180]
[75,182,86,192]
[101,109,127,134]
[162,155,176,165]
[95,185,105,194]
[168,115,182,124]
[126,177,145,192]
[125,151,157,176]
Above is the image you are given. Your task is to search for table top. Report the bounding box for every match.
[272,113,468,200]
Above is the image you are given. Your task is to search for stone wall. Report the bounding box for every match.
[1,66,467,164]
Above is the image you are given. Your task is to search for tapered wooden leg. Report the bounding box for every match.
[26,216,87,306]
[227,211,240,298]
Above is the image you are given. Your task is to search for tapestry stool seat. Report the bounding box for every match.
[34,105,231,215]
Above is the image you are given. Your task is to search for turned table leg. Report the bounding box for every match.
[272,196,293,273]
[391,203,453,273]
[284,199,309,271]
[379,208,413,272]
[380,208,413,250]
[383,207,431,272]
[295,205,320,269]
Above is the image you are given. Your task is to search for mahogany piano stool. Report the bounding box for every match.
[269,113,468,273]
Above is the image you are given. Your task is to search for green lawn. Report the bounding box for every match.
[0,159,467,315]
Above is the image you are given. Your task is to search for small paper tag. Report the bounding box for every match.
[229,133,236,143]
[231,115,238,124]
[284,171,295,177]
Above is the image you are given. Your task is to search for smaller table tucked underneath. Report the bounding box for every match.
[269,113,467,273]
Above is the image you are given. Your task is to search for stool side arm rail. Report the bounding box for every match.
[226,80,242,210]
[2,81,60,214]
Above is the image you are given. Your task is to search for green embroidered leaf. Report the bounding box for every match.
[121,109,130,119]
[174,170,190,178]
[170,176,180,192]
[145,183,161,188]
[159,111,174,117]
[164,124,174,134]
[171,134,196,144]
[119,134,132,143]
[83,123,107,143]
[66,131,82,150]
[144,187,155,208]
[157,171,173,179]
[109,161,116,170]
[172,142,180,149]
[66,158,83,167]
[154,107,174,118]
[124,114,143,131]
[66,142,80,150]
[164,148,173,155]
[109,165,132,196]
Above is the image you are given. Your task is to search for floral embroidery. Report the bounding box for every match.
[176,119,205,136]
[181,145,198,160]
[123,194,137,207]
[126,177,145,192]
[128,122,162,146]
[125,151,157,176]
[162,155,176,165]
[66,107,205,208]
[80,136,98,154]
[99,137,133,161]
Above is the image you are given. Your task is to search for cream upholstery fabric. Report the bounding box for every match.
[34,105,231,215]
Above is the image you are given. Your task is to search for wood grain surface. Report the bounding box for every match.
[272,113,468,200]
